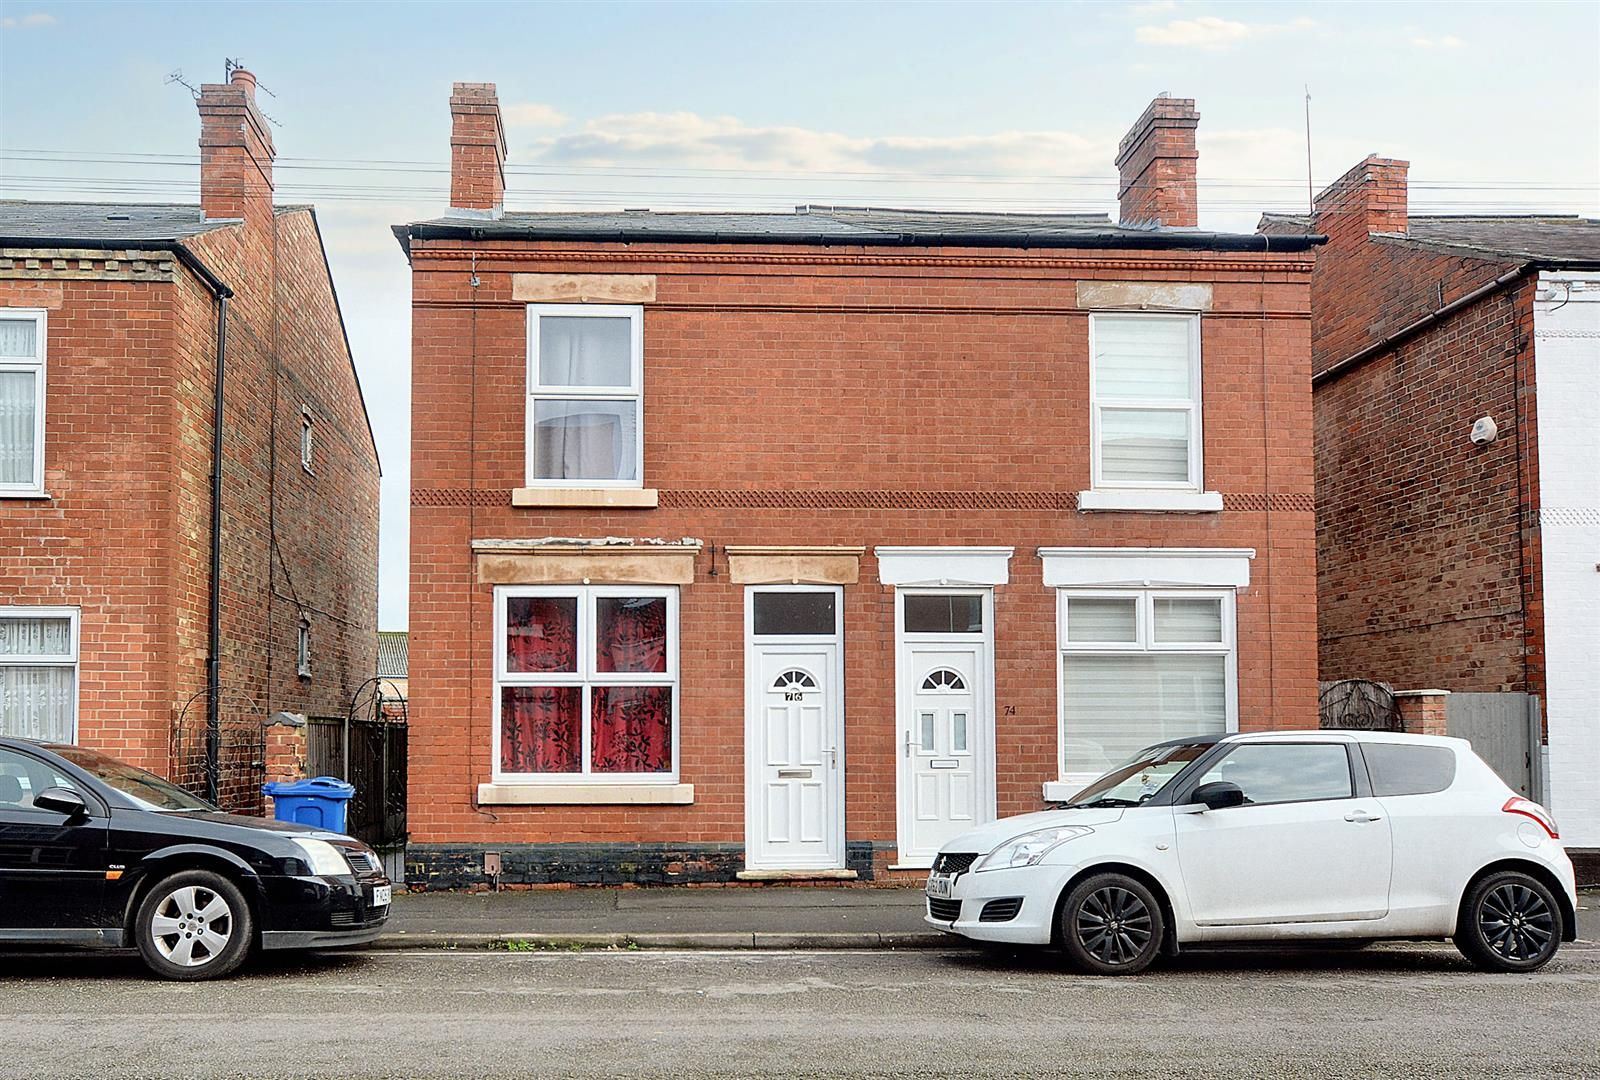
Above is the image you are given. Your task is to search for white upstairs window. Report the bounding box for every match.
[0,309,47,497]
[525,304,643,487]
[1089,313,1203,492]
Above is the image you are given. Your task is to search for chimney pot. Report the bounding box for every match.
[230,67,257,97]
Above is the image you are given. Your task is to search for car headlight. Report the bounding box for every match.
[292,838,353,876]
[973,826,1094,871]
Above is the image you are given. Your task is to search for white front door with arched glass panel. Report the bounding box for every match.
[745,587,845,872]
[896,591,996,868]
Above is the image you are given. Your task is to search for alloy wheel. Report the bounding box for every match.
[1074,886,1154,966]
[1478,882,1555,962]
[149,885,235,969]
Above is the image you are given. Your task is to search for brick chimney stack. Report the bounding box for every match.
[449,82,506,215]
[1313,155,1410,248]
[1114,96,1200,228]
[197,66,275,222]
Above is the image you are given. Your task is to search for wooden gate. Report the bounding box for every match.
[1446,692,1543,799]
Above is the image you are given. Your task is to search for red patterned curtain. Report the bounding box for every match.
[501,598,581,773]
[592,598,671,772]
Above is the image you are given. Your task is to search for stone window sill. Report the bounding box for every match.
[477,782,693,806]
[0,491,50,500]
[1077,490,1222,513]
[512,487,659,508]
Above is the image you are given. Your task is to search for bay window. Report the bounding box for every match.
[493,585,677,781]
[0,607,77,741]
[526,304,643,487]
[1089,312,1202,491]
[1057,588,1234,785]
[0,309,46,497]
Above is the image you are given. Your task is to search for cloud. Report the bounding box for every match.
[525,111,1109,179]
[503,102,566,128]
[1136,14,1315,48]
[1,12,55,29]
[1411,34,1465,50]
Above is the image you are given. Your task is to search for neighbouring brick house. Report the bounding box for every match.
[1263,157,1600,862]
[397,86,1324,886]
[0,68,381,810]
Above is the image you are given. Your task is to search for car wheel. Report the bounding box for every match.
[133,870,254,981]
[1058,873,1165,976]
[1454,871,1563,973]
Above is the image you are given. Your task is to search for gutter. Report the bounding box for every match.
[392,222,1327,257]
[1311,263,1532,387]
[1,234,234,801]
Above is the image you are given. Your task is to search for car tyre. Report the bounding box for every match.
[1454,870,1563,974]
[1058,873,1165,976]
[133,869,254,981]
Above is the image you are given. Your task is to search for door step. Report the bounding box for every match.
[735,869,860,882]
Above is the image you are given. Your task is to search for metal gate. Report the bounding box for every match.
[1447,693,1543,799]
[305,680,408,879]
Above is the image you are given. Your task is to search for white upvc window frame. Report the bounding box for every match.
[492,584,679,785]
[524,303,645,489]
[1053,586,1238,791]
[0,605,80,741]
[0,308,48,498]
[1087,311,1204,494]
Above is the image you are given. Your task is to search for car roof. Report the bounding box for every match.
[1221,729,1470,749]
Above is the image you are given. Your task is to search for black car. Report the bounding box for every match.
[0,736,390,980]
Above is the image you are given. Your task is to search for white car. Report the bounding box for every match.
[926,731,1576,975]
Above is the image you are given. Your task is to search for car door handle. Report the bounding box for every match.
[1344,809,1383,823]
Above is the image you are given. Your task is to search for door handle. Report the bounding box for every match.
[825,747,838,769]
[904,735,916,758]
[1344,809,1382,823]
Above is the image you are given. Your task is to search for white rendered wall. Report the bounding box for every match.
[1534,271,1600,849]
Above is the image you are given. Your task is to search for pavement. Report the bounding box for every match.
[4,945,1599,1078]
[374,883,1600,951]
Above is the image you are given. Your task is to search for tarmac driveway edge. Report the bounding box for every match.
[367,930,959,951]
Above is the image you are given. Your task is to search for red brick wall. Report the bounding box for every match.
[0,218,378,808]
[407,241,1319,850]
[1311,252,1542,698]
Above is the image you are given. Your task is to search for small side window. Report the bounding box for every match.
[300,414,315,473]
[297,618,312,679]
[1363,744,1456,796]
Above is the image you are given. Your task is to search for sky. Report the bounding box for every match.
[2,0,1597,630]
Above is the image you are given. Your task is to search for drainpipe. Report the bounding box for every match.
[206,292,229,805]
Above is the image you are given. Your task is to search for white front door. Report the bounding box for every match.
[745,588,845,871]
[896,591,996,867]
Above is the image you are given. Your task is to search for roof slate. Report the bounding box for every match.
[395,205,1321,253]
[1258,212,1600,266]
[0,201,237,242]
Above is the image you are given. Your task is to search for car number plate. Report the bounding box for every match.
[371,884,392,907]
[926,874,953,899]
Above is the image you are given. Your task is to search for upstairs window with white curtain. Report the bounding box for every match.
[0,608,78,742]
[526,304,643,487]
[1089,313,1202,491]
[1057,589,1233,783]
[0,310,47,497]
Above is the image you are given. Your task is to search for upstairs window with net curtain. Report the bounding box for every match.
[0,310,47,496]
[1089,313,1202,491]
[0,609,78,742]
[525,304,643,487]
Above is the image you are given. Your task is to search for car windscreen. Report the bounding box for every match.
[1061,741,1216,806]
[50,746,216,812]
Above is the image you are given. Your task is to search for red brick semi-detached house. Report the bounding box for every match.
[0,67,381,809]
[1263,157,1600,874]
[397,86,1324,886]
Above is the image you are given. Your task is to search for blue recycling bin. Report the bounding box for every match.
[263,776,355,834]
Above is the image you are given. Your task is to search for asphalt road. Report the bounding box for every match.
[3,943,1598,1079]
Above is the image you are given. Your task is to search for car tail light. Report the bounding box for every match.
[1503,796,1560,839]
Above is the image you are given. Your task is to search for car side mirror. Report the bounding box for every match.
[1191,781,1246,811]
[33,786,88,820]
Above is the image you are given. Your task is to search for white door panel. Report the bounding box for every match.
[747,646,842,870]
[1176,800,1393,925]
[898,637,994,866]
